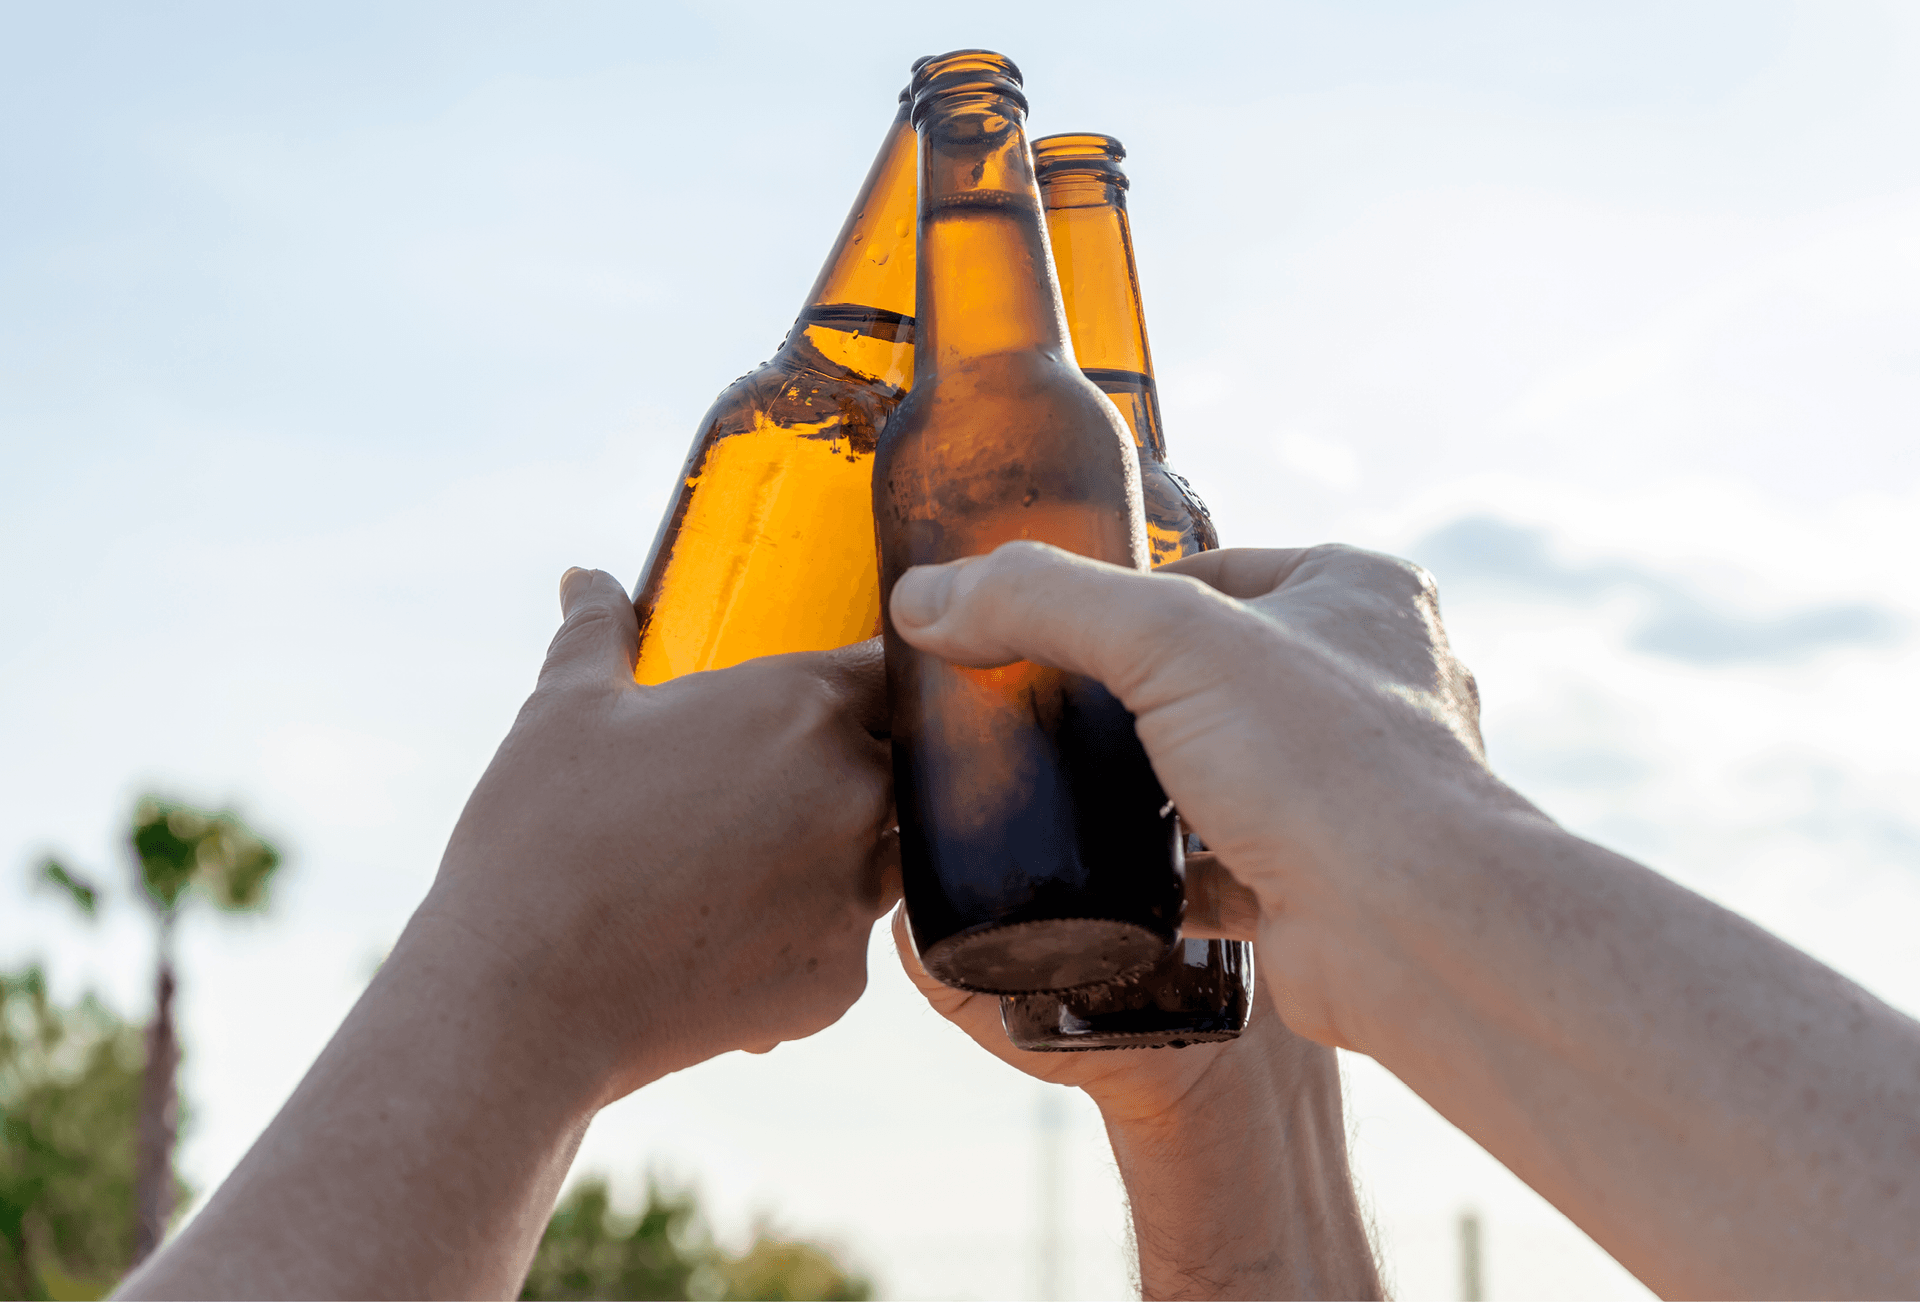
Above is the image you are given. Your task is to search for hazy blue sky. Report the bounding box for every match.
[4,3,1917,1296]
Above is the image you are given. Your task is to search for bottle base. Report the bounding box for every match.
[1003,1028,1243,1052]
[1000,998,1248,1052]
[919,916,1173,995]
[998,937,1254,1051]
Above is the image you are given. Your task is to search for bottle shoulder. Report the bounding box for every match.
[693,347,904,455]
[873,351,1144,553]
[882,350,1121,447]
[1139,456,1220,562]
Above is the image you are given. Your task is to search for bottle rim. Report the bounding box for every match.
[909,49,1028,127]
[900,54,934,104]
[1033,132,1128,189]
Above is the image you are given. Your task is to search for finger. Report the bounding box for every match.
[1155,547,1323,599]
[888,540,1243,700]
[805,636,889,736]
[891,907,1008,1042]
[892,907,973,1010]
[542,567,640,688]
[863,827,903,918]
[1182,852,1262,941]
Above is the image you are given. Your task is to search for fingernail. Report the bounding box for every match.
[558,566,588,600]
[891,564,957,629]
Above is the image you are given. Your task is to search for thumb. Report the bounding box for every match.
[1181,851,1263,941]
[888,540,1240,704]
[541,567,640,688]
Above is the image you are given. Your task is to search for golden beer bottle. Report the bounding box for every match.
[1002,133,1254,1051]
[631,86,918,681]
[876,52,1184,994]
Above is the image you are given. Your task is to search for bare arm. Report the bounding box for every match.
[1339,804,1920,1298]
[1104,1010,1377,1301]
[119,570,898,1299]
[889,541,1920,1298]
[116,917,599,1298]
[895,913,1382,1300]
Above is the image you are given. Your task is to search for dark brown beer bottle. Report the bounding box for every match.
[876,52,1184,995]
[631,87,918,682]
[1002,133,1255,1051]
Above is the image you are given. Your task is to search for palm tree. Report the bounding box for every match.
[123,797,280,1265]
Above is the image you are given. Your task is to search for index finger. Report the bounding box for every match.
[1155,547,1322,599]
[799,636,889,737]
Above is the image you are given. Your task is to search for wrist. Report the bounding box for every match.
[385,895,628,1117]
[1099,1017,1380,1301]
[1247,768,1560,1057]
[1095,1013,1339,1148]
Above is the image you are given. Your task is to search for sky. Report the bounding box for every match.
[3,1,1918,1297]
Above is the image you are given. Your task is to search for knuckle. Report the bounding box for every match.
[1323,546,1441,607]
[990,538,1059,568]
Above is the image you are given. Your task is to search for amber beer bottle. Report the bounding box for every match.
[1002,134,1255,1050]
[630,87,918,681]
[876,51,1184,995]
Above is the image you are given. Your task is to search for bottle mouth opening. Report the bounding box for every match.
[909,49,1028,127]
[1033,132,1128,188]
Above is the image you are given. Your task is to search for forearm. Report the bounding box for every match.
[1331,801,1920,1298]
[1102,1018,1381,1301]
[117,911,609,1300]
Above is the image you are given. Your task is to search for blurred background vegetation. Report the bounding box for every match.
[0,966,161,1300]
[3,794,871,1301]
[521,1176,871,1302]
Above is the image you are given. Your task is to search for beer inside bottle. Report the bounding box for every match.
[876,52,1184,995]
[631,85,918,681]
[1002,132,1256,1051]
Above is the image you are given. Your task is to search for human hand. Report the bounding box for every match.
[887,543,1527,1051]
[894,907,1382,1299]
[415,568,899,1104]
[891,908,1241,1125]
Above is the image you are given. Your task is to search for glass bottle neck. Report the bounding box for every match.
[1041,173,1166,458]
[782,102,918,394]
[913,95,1073,374]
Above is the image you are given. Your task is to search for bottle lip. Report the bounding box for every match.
[909,49,1028,127]
[899,54,933,104]
[1033,132,1129,189]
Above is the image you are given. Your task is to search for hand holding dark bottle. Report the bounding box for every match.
[890,538,1920,1297]
[887,540,1497,1046]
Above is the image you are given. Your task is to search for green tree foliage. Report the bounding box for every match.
[130,799,278,914]
[34,863,98,920]
[521,1176,872,1302]
[716,1238,874,1302]
[122,795,280,1265]
[0,967,184,1301]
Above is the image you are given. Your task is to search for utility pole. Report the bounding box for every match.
[1036,1087,1067,1300]
[1458,1208,1484,1302]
